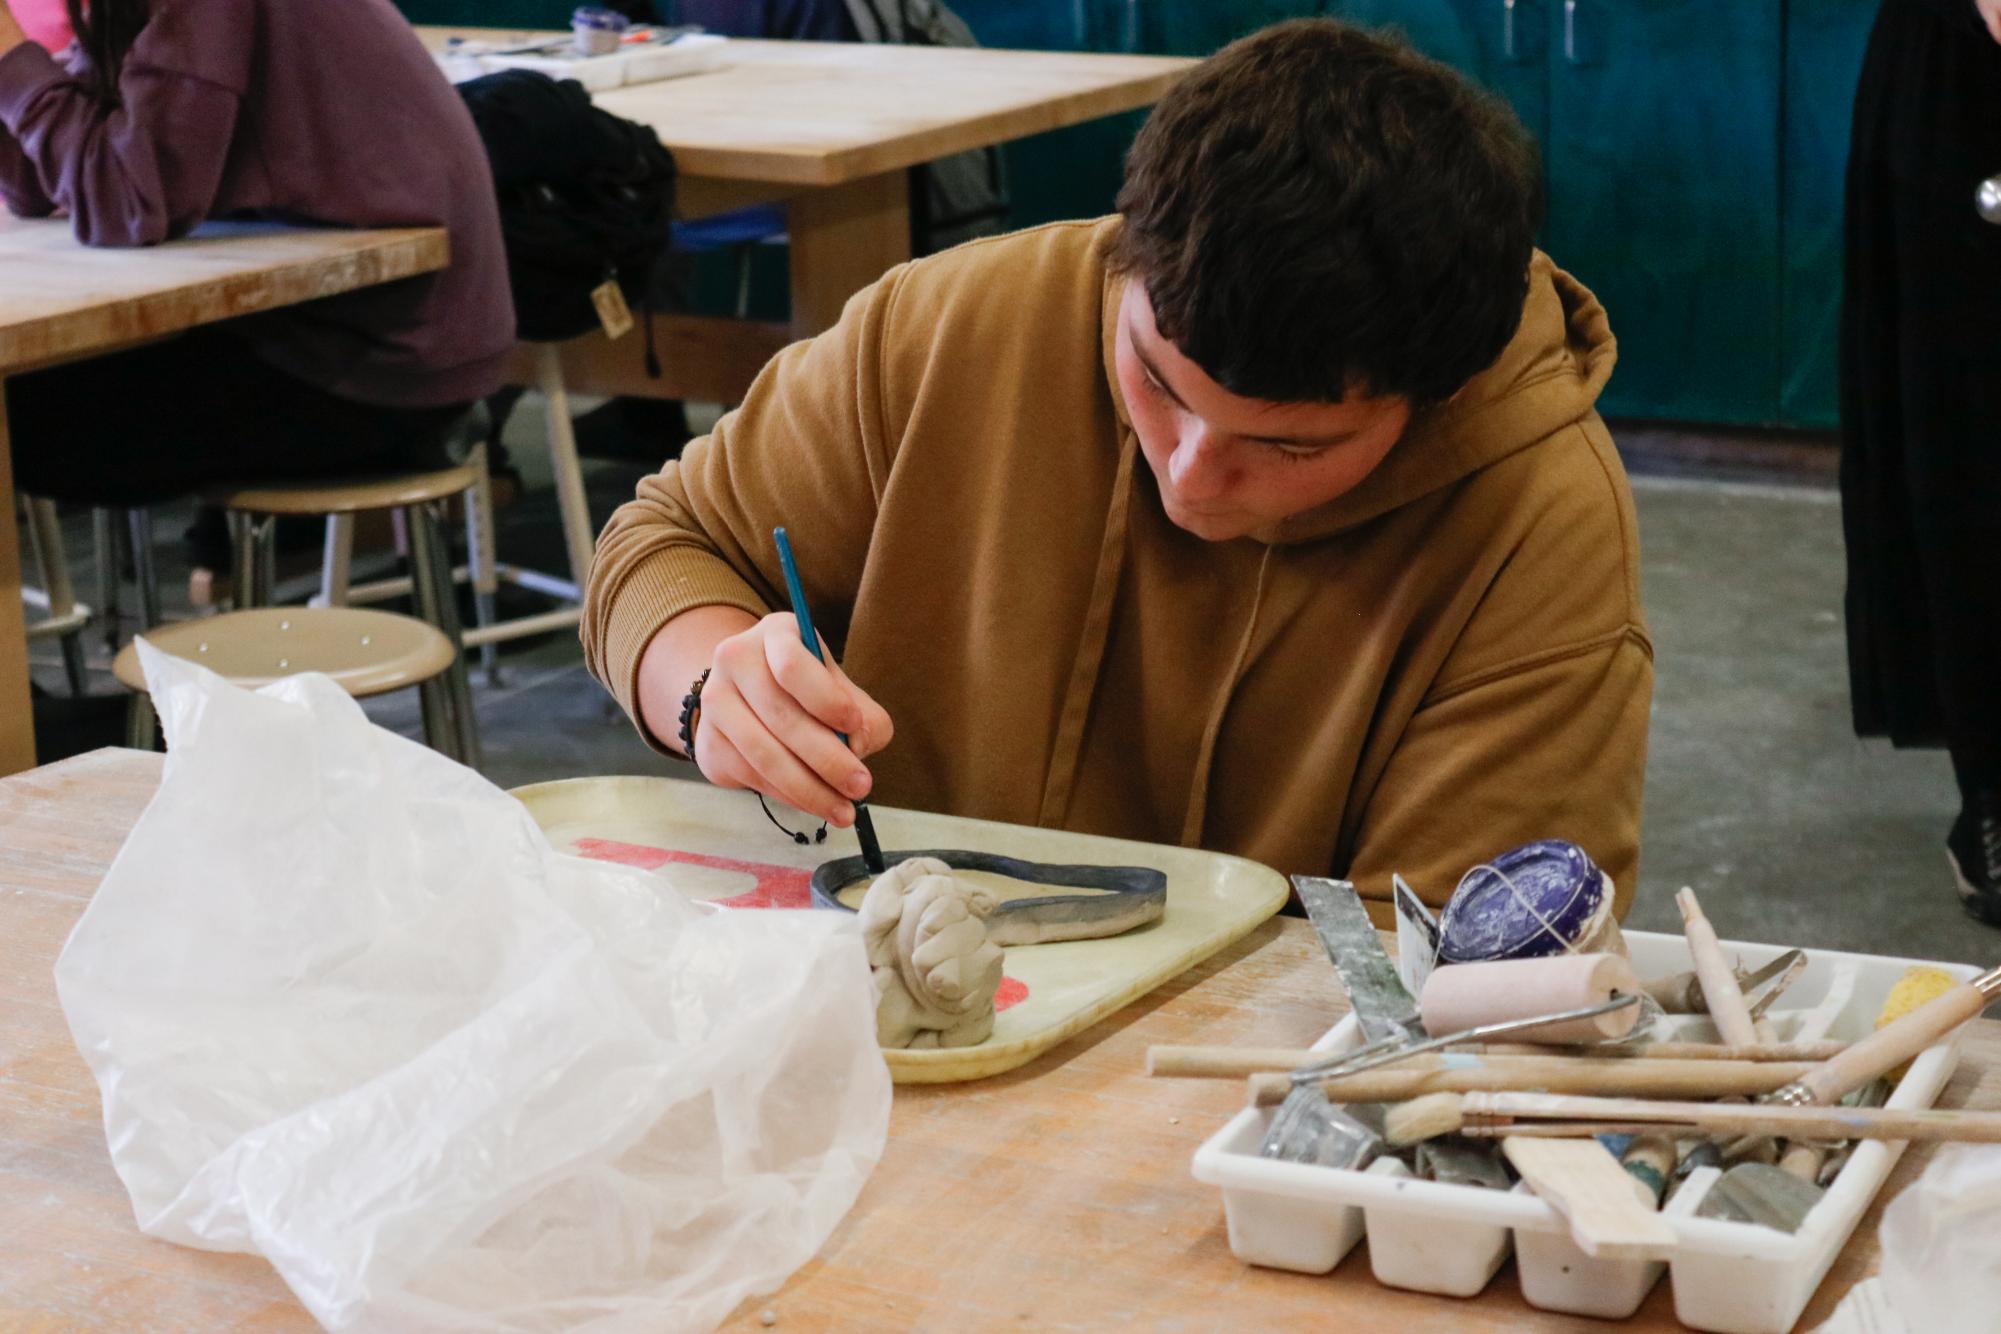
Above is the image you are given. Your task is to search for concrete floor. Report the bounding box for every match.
[24,409,1998,970]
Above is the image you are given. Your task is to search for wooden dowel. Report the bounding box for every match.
[1461,1091,2001,1142]
[1147,1039,1846,1079]
[1246,1056,1815,1108]
[1675,887,1760,1048]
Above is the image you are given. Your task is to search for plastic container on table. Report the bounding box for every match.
[1190,930,1982,1334]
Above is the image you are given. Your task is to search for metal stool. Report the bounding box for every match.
[205,460,484,768]
[112,607,466,760]
[18,496,92,695]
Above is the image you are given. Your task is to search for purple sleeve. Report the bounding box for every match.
[0,16,250,247]
[0,122,57,217]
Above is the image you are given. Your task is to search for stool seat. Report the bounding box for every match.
[113,607,457,698]
[204,459,484,516]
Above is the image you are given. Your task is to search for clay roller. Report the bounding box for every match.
[1420,953,1643,1045]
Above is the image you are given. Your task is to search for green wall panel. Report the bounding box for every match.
[1326,0,1550,145]
[1544,0,1783,425]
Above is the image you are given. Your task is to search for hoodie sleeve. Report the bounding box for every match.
[1344,628,1653,923]
[582,266,909,748]
[0,0,254,246]
[0,123,55,216]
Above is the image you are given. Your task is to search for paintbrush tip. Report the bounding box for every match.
[1383,1091,1466,1147]
[853,805,886,874]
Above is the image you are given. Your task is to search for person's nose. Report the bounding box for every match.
[1167,425,1233,502]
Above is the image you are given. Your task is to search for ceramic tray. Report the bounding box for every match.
[510,776,1290,1083]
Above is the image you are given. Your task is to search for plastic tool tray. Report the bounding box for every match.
[1189,930,1982,1334]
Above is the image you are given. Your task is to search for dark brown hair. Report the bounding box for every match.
[64,0,151,103]
[1111,19,1542,407]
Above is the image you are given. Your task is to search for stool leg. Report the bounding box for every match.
[256,518,277,606]
[93,508,123,650]
[404,502,454,757]
[125,693,159,751]
[229,512,257,610]
[533,343,596,599]
[319,514,354,608]
[416,676,452,755]
[128,509,162,629]
[462,441,501,686]
[409,502,481,769]
[24,498,90,697]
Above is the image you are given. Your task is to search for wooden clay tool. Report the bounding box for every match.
[1675,887,1760,1047]
[1385,1090,2001,1145]
[1250,1054,1815,1108]
[1144,1038,1847,1079]
[1767,963,2001,1107]
[1643,949,1807,1019]
[1502,1137,1678,1258]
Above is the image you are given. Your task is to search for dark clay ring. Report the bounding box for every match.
[811,849,1167,946]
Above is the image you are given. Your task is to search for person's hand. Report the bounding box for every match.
[688,611,893,828]
[0,0,27,57]
[1981,0,2001,44]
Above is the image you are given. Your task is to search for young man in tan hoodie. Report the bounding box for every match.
[582,19,1653,923]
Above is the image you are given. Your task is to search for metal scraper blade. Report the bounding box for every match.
[1293,876,1426,1045]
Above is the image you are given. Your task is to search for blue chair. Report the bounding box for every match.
[671,204,788,317]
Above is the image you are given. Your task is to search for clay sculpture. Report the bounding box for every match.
[858,856,1006,1049]
[815,849,1166,946]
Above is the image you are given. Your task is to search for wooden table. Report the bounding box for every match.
[4,748,1997,1331]
[0,218,450,777]
[421,31,1193,403]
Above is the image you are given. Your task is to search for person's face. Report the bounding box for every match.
[1114,282,1412,542]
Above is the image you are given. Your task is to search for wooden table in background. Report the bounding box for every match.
[420,32,1193,404]
[0,218,450,777]
[4,748,1998,1330]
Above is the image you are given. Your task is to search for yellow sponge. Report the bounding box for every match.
[1875,966,1960,1084]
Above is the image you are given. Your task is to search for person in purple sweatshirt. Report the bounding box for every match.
[0,0,513,518]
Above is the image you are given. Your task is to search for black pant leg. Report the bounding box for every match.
[7,328,469,508]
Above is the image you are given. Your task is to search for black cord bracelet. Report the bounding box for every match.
[676,668,710,759]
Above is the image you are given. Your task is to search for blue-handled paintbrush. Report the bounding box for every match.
[773,527,886,874]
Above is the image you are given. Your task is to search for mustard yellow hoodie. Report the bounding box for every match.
[584,217,1652,923]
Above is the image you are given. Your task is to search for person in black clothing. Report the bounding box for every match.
[1841,0,2001,925]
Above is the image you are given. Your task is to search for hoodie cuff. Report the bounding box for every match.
[0,41,60,128]
[598,546,771,755]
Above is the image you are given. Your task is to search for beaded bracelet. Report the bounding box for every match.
[676,668,710,759]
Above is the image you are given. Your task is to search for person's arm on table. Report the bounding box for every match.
[583,273,906,829]
[0,0,250,244]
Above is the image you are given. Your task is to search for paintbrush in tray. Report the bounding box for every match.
[1245,1054,1822,1107]
[1381,1089,2001,1147]
[1145,1038,1850,1079]
[773,526,885,875]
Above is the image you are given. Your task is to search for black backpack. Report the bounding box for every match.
[457,70,678,347]
[840,0,1009,252]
